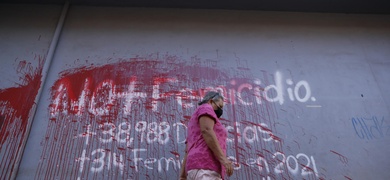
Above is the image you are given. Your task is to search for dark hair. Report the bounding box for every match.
[198,91,224,105]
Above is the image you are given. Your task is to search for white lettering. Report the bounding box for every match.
[263,71,284,105]
[133,148,146,172]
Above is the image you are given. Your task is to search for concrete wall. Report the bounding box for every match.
[0,4,61,179]
[1,4,390,180]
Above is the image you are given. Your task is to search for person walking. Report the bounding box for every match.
[179,91,233,180]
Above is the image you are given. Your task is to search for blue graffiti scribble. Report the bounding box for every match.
[352,116,390,140]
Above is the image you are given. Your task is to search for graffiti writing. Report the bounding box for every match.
[76,147,319,179]
[49,71,316,118]
[75,121,282,147]
[352,116,390,140]
[36,56,319,179]
[227,151,319,177]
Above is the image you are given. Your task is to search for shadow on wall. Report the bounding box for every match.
[0,115,4,132]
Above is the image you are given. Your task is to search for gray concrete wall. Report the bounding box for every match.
[1,4,389,180]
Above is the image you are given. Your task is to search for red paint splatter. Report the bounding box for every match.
[344,175,353,180]
[35,55,283,179]
[330,150,348,165]
[170,151,180,157]
[0,115,4,131]
[0,55,45,179]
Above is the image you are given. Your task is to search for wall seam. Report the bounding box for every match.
[12,1,70,179]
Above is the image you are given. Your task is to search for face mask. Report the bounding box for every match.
[214,108,223,118]
[213,101,223,118]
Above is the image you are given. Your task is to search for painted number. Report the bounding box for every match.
[98,121,173,145]
[273,152,319,177]
[85,148,124,174]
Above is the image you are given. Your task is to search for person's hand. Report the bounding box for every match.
[221,158,234,177]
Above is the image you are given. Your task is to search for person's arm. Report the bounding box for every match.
[179,143,188,180]
[199,116,233,176]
